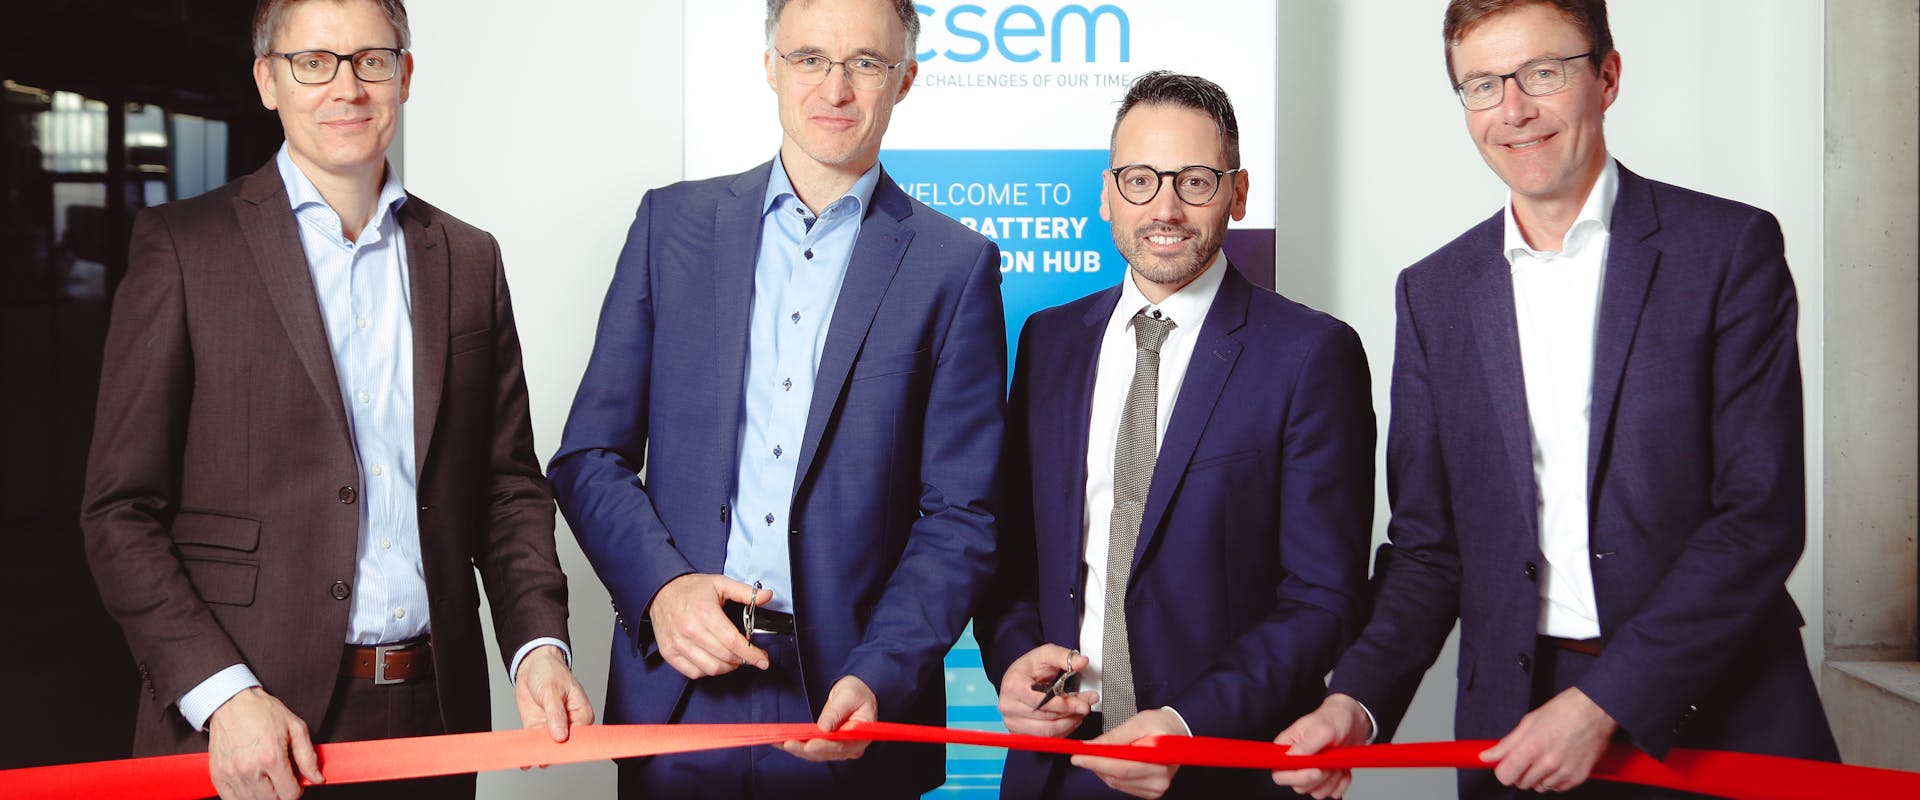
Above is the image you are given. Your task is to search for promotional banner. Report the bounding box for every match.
[684,3,1276,795]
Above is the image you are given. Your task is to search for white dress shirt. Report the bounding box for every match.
[1076,253,1225,728]
[1506,158,1619,640]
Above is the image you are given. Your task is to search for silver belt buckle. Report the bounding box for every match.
[373,643,404,685]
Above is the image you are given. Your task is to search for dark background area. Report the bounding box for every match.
[2,0,284,768]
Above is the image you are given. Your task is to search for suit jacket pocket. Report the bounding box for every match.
[1188,448,1261,472]
[182,557,259,606]
[450,327,492,356]
[852,348,929,381]
[172,510,261,552]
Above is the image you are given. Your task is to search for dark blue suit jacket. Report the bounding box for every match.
[1330,165,1837,792]
[548,161,1006,794]
[979,265,1375,798]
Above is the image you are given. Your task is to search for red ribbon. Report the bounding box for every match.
[4,721,1913,800]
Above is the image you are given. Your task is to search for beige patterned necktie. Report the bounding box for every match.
[1101,309,1174,732]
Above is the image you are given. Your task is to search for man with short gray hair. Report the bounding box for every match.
[550,0,1004,798]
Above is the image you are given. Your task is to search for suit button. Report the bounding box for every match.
[1517,653,1531,672]
[331,580,350,600]
[338,485,357,504]
[788,524,801,537]
[720,504,730,524]
[1524,561,1538,581]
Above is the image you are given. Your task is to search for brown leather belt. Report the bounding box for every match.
[341,638,433,684]
[1545,636,1604,657]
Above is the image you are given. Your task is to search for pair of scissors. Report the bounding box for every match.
[1030,649,1080,710]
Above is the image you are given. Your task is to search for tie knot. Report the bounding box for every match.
[1132,310,1175,352]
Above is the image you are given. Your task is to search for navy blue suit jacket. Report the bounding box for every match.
[979,266,1375,798]
[548,161,1005,794]
[1330,165,1837,781]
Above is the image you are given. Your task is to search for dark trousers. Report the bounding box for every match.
[615,632,914,800]
[1460,641,1716,800]
[299,668,472,800]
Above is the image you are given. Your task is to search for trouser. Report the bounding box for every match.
[615,631,916,800]
[301,666,473,800]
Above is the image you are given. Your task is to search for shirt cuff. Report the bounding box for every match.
[1157,706,1193,737]
[509,638,571,683]
[1357,699,1379,745]
[178,664,262,732]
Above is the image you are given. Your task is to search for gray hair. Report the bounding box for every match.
[253,0,412,58]
[1112,70,1242,169]
[764,0,920,58]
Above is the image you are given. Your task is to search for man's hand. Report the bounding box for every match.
[206,687,322,800]
[777,675,878,762]
[1067,708,1186,799]
[648,573,772,679]
[997,644,1094,737]
[514,645,596,742]
[1478,687,1616,793]
[1271,693,1372,799]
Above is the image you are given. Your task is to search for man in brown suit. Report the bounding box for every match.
[79,2,591,798]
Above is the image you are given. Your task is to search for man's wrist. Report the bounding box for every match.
[509,638,571,683]
[180,664,263,732]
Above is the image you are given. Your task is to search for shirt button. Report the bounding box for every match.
[331,580,350,600]
[393,607,405,620]
[371,465,384,477]
[790,311,802,324]
[782,378,793,391]
[381,537,392,550]
[773,445,783,459]
[358,390,371,405]
[356,317,368,330]
[764,513,775,525]
[804,249,814,260]
[338,485,357,504]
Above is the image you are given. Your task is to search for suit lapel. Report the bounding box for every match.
[792,173,914,498]
[1464,217,1542,543]
[1587,165,1661,500]
[235,163,352,449]
[712,166,772,477]
[1132,266,1247,573]
[1051,290,1118,603]
[404,199,449,475]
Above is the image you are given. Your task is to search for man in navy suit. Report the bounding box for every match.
[976,71,1376,800]
[546,0,1004,797]
[1272,2,1838,798]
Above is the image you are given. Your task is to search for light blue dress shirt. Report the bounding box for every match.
[177,145,562,731]
[723,156,881,614]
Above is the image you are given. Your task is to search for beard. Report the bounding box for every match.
[1114,217,1228,292]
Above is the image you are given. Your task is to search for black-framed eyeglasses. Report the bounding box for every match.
[1454,52,1594,111]
[1108,164,1241,206]
[773,49,907,90]
[267,48,405,85]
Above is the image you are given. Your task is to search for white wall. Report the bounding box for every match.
[400,2,1825,797]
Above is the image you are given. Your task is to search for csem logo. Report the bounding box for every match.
[915,4,1131,64]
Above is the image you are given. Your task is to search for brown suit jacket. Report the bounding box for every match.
[80,159,570,755]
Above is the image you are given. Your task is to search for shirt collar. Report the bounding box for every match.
[763,151,881,222]
[275,143,409,239]
[1118,249,1227,331]
[1503,156,1617,264]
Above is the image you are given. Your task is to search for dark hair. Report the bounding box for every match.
[1442,0,1612,86]
[765,0,920,57]
[1111,70,1241,169]
[253,0,411,58]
